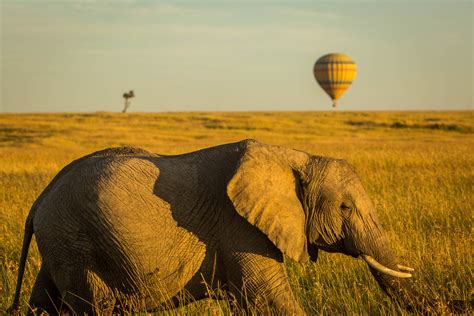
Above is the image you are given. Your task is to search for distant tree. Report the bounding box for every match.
[122,90,135,113]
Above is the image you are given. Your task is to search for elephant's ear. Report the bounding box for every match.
[227,141,309,263]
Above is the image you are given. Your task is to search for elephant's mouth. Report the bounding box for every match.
[361,254,414,278]
[314,239,359,258]
[314,242,345,255]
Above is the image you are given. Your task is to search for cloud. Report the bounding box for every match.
[133,3,187,15]
[273,7,343,19]
[59,1,211,16]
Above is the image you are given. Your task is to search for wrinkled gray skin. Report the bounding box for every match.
[8,140,468,315]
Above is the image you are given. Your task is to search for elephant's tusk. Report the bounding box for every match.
[361,255,412,278]
[397,264,415,272]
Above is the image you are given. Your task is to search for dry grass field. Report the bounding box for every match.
[1,111,473,314]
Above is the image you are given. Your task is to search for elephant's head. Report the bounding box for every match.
[227,140,463,313]
[300,157,413,275]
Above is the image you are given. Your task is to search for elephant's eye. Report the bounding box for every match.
[340,202,352,216]
[340,202,351,210]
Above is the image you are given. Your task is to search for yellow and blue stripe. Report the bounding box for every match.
[313,53,357,106]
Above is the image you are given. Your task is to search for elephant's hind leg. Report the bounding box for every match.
[29,265,63,315]
[60,269,115,315]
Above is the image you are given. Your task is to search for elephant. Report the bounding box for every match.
[8,139,470,314]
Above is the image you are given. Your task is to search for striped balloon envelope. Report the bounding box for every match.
[313,53,357,107]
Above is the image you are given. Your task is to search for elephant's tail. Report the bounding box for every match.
[7,216,34,314]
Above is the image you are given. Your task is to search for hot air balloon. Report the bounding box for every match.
[313,53,357,107]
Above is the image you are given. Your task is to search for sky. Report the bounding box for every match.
[1,0,472,113]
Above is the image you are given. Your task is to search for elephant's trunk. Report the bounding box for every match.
[344,210,442,312]
[363,244,471,314]
[362,245,430,312]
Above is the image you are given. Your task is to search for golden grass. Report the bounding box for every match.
[1,111,473,314]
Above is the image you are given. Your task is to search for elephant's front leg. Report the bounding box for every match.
[224,250,304,315]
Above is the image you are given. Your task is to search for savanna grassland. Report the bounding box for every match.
[1,111,473,314]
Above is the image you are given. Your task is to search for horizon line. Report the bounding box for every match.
[1,109,473,115]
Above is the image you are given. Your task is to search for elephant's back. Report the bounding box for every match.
[32,149,206,296]
[88,155,207,293]
[32,146,161,237]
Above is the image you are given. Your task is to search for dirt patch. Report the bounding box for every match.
[195,117,271,131]
[345,120,472,133]
[0,126,57,146]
